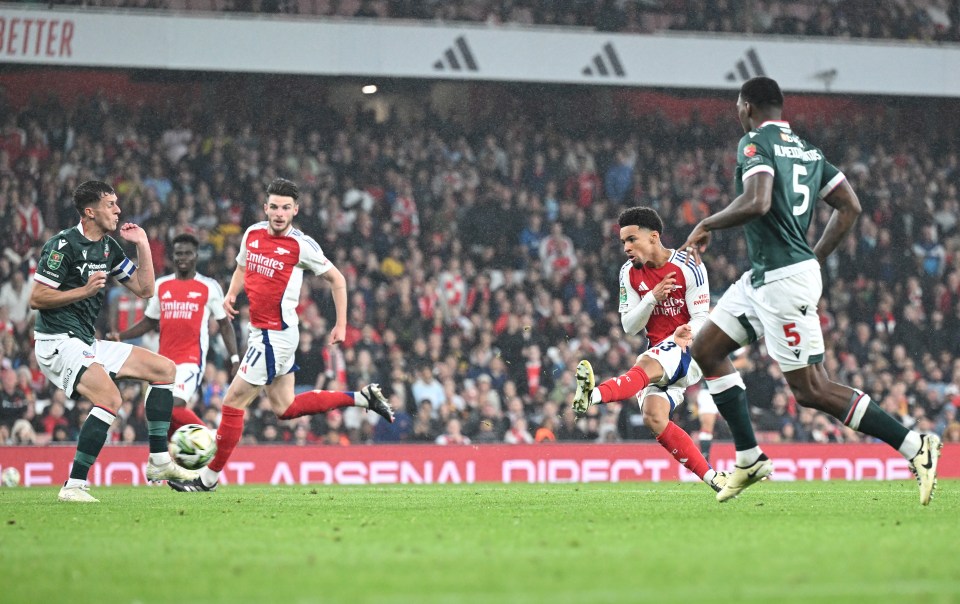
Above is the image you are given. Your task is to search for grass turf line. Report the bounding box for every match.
[1,480,958,604]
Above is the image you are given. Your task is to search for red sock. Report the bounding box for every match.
[278,390,354,420]
[656,421,711,479]
[207,406,245,473]
[168,406,204,439]
[596,366,650,403]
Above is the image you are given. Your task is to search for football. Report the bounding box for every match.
[1,467,21,487]
[169,424,217,470]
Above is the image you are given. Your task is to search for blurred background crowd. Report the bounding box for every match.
[2,1,960,450]
[43,0,960,43]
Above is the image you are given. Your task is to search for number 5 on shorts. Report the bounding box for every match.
[783,323,801,346]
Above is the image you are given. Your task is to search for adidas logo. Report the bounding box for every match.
[248,239,259,249]
[725,47,766,82]
[162,291,172,299]
[433,36,479,72]
[582,42,625,77]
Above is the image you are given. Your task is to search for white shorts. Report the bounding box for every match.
[34,334,133,399]
[712,263,825,372]
[637,336,702,413]
[238,326,299,386]
[173,363,203,404]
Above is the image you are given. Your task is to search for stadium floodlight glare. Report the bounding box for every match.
[362,84,378,94]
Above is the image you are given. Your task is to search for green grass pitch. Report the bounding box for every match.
[2,480,959,604]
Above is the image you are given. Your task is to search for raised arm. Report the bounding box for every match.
[117,223,155,298]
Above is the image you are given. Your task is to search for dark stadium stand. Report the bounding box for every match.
[34,0,960,42]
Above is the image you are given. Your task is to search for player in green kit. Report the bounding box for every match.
[31,180,197,503]
[682,77,941,505]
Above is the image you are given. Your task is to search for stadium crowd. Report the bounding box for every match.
[40,0,960,43]
[1,82,959,450]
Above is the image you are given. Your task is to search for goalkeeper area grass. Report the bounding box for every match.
[1,480,958,603]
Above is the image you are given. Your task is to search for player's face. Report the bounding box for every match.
[736,94,751,133]
[87,193,121,233]
[620,225,659,268]
[264,194,299,235]
[172,242,198,275]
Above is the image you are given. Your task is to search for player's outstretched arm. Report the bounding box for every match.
[813,179,861,265]
[681,173,774,258]
[30,272,107,310]
[223,264,246,320]
[320,265,348,346]
[118,223,156,298]
[218,316,241,378]
[109,317,160,342]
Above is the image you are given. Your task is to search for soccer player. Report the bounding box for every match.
[30,180,197,503]
[681,76,941,504]
[109,233,240,436]
[572,206,727,493]
[168,178,394,492]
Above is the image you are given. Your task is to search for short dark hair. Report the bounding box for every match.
[267,177,299,201]
[618,206,663,234]
[172,233,199,249]
[740,76,784,110]
[73,180,115,216]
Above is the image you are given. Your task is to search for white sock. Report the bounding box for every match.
[899,431,923,460]
[703,469,717,484]
[735,446,763,467]
[590,389,602,404]
[65,478,86,489]
[354,390,368,408]
[149,452,173,465]
[200,466,220,487]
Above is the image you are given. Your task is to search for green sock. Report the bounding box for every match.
[849,398,908,450]
[70,409,114,481]
[145,385,174,454]
[712,386,758,452]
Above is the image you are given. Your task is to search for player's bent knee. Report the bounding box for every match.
[160,358,176,383]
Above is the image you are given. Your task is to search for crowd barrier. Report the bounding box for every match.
[1,443,956,487]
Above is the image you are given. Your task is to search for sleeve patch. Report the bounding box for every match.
[47,251,64,270]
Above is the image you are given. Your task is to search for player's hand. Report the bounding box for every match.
[84,271,108,296]
[105,331,121,342]
[651,272,677,302]
[229,359,240,380]
[680,222,711,265]
[327,323,346,346]
[223,294,238,320]
[673,323,693,349]
[118,223,147,244]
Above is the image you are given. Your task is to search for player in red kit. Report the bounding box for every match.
[572,206,727,493]
[111,233,240,436]
[169,178,394,492]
